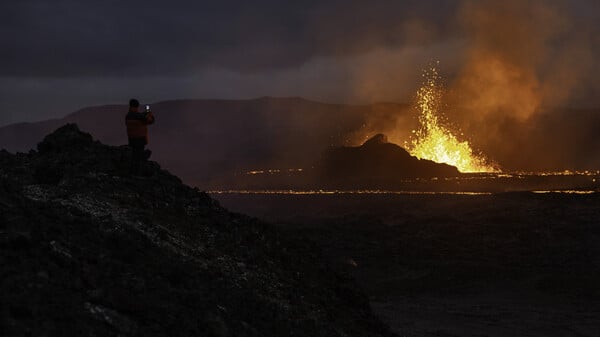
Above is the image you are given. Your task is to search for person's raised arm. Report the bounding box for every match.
[146,111,155,125]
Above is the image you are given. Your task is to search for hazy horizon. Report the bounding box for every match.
[3,93,599,128]
[1,95,410,128]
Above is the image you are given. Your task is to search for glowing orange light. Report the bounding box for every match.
[405,65,499,173]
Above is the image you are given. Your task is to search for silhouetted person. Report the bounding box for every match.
[125,99,155,175]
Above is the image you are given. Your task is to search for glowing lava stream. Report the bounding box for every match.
[405,66,498,173]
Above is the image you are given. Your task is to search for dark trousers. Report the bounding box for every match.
[129,138,149,175]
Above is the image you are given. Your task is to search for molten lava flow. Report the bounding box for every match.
[406,66,498,173]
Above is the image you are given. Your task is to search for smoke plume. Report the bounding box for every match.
[442,0,597,170]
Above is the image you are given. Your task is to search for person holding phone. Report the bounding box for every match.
[125,98,155,175]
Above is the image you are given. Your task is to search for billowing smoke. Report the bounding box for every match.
[443,0,597,170]
[452,0,564,121]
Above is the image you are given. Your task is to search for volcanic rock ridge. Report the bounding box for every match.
[0,124,396,337]
[316,133,460,188]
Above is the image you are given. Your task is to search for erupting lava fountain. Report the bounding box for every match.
[405,65,499,173]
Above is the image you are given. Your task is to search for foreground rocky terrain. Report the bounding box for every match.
[0,124,395,337]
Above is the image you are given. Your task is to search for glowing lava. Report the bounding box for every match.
[406,66,498,173]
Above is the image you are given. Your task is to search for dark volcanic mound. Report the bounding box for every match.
[0,124,395,337]
[317,134,460,188]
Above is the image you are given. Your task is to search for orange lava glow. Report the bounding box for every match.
[245,168,304,175]
[405,65,499,173]
[208,190,493,196]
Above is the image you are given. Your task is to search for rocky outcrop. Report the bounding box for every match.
[316,134,460,188]
[0,124,396,337]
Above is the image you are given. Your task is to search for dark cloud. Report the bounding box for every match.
[2,0,597,78]
[0,0,459,77]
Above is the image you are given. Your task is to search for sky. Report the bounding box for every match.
[1,0,599,127]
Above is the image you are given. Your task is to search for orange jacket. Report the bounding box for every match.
[126,111,155,144]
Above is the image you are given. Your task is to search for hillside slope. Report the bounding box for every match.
[0,124,396,337]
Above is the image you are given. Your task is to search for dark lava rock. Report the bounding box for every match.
[0,124,396,337]
[316,133,460,188]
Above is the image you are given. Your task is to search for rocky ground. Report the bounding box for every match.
[216,192,600,337]
[0,124,396,337]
